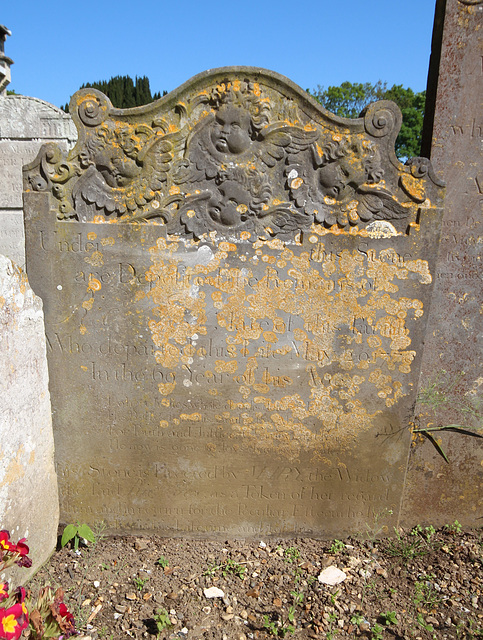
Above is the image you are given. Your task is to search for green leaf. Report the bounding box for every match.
[421,431,450,463]
[61,524,78,547]
[438,425,483,438]
[77,523,96,543]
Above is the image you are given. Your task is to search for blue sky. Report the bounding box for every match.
[2,1,437,108]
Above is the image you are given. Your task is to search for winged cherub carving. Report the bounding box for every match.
[286,135,410,229]
[71,121,182,222]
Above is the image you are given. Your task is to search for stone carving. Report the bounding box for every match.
[26,70,441,241]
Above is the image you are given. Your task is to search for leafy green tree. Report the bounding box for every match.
[384,85,425,159]
[62,75,166,112]
[309,81,425,159]
[311,81,387,119]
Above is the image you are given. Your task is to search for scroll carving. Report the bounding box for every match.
[24,68,443,241]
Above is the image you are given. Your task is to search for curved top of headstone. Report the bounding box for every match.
[0,94,77,140]
[24,67,444,242]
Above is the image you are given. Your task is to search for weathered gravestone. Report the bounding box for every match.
[401,0,483,526]
[0,26,77,268]
[24,68,444,537]
[0,255,59,583]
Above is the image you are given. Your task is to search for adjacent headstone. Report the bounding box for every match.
[24,68,444,537]
[401,0,483,527]
[0,28,76,267]
[0,96,77,268]
[0,255,59,583]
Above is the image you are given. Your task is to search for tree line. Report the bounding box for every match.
[62,75,166,112]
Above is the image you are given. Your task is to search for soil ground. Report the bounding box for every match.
[31,525,482,640]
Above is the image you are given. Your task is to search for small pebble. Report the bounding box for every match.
[134,538,149,551]
[204,586,225,599]
[318,566,347,586]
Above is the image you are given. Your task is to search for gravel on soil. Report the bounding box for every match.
[30,525,482,640]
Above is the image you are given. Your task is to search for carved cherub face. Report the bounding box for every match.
[86,124,145,188]
[94,145,141,188]
[317,155,366,202]
[208,180,250,227]
[210,104,252,155]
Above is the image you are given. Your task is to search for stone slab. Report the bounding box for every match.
[401,0,483,527]
[0,213,24,267]
[0,255,59,584]
[24,68,444,537]
[0,95,77,139]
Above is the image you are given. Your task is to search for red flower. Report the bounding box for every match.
[0,584,8,603]
[0,533,13,553]
[50,590,76,638]
[0,602,28,640]
[13,588,25,605]
[13,540,28,558]
[59,602,75,625]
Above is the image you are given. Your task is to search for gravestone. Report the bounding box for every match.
[401,0,483,526]
[0,27,77,267]
[24,68,444,537]
[0,255,59,583]
[0,97,77,268]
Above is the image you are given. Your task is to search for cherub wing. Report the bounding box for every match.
[72,166,121,217]
[258,125,319,168]
[140,129,186,189]
[167,191,212,238]
[173,135,218,185]
[356,187,411,222]
[255,202,313,237]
